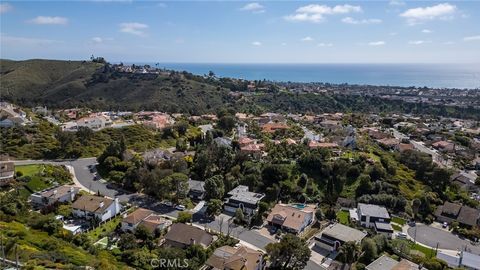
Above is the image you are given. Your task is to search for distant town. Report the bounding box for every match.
[1,96,480,269]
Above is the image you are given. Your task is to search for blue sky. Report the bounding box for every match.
[1,1,479,63]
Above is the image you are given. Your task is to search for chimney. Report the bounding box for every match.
[53,189,58,196]
[190,238,196,246]
[69,187,75,201]
[99,201,104,208]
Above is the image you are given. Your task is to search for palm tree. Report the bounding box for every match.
[337,241,360,267]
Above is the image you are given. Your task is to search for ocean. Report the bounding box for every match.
[134,63,480,89]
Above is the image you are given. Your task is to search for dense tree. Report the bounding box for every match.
[204,175,225,200]
[337,241,360,266]
[360,238,378,264]
[265,234,311,270]
[206,199,223,217]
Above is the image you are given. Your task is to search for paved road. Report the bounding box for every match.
[407,224,480,255]
[14,158,133,201]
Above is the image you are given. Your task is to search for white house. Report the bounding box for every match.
[224,185,265,217]
[357,203,391,228]
[30,185,80,207]
[121,208,172,234]
[72,195,121,222]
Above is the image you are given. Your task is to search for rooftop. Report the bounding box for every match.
[227,185,265,205]
[358,203,390,219]
[318,223,367,243]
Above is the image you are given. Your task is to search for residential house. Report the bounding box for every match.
[366,255,426,270]
[188,179,206,200]
[266,203,316,235]
[376,138,400,150]
[72,195,122,222]
[261,122,289,134]
[205,245,264,270]
[121,208,172,234]
[76,115,110,130]
[432,140,455,152]
[164,223,213,249]
[451,171,478,192]
[397,143,414,152]
[214,137,233,148]
[30,185,80,207]
[314,223,367,251]
[143,114,173,130]
[0,161,14,186]
[240,143,265,158]
[319,120,342,133]
[435,202,480,228]
[308,141,339,149]
[224,185,265,217]
[374,222,394,238]
[357,203,391,228]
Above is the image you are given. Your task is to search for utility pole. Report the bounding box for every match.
[15,244,19,269]
[1,236,5,268]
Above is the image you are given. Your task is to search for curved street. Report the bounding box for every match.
[407,224,480,255]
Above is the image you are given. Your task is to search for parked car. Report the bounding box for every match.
[175,204,186,211]
[397,232,407,239]
[443,222,448,228]
[162,201,173,207]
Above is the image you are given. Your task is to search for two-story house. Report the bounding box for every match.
[72,195,122,223]
[30,185,80,207]
[266,203,316,235]
[224,185,265,217]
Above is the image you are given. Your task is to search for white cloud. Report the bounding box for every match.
[285,4,361,23]
[251,41,262,46]
[463,35,480,41]
[0,3,13,14]
[119,22,148,36]
[443,41,455,45]
[422,29,432,33]
[342,17,382,25]
[29,16,68,25]
[1,34,62,46]
[389,32,397,36]
[157,3,167,8]
[400,3,456,25]
[408,40,431,45]
[389,0,405,6]
[368,41,385,46]
[240,3,265,13]
[281,42,287,46]
[317,43,333,47]
[91,37,113,44]
[301,36,314,42]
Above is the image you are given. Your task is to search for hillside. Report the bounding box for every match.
[0,59,233,114]
[1,59,479,119]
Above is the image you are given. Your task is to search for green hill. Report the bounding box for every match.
[0,59,232,114]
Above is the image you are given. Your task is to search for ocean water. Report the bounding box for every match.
[138,63,480,89]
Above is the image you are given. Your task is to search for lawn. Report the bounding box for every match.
[392,224,402,231]
[15,164,44,177]
[16,164,71,193]
[392,216,406,226]
[393,239,436,258]
[336,210,350,225]
[87,216,122,241]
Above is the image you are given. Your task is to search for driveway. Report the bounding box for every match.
[407,224,480,255]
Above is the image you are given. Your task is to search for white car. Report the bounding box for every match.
[175,204,186,211]
[397,232,407,239]
[162,201,173,207]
